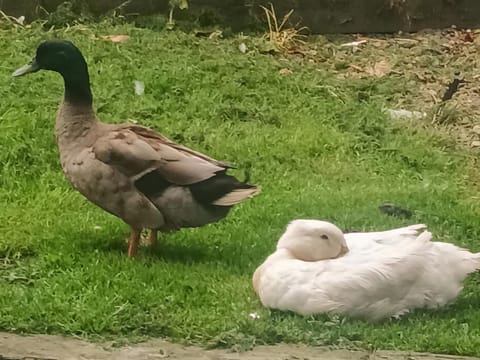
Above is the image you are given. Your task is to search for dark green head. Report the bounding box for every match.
[13,40,92,104]
[13,40,87,77]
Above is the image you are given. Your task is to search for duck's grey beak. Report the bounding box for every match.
[12,58,40,77]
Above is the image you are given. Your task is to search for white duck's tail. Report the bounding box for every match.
[416,230,433,243]
[433,240,480,275]
[455,249,480,275]
[472,253,480,271]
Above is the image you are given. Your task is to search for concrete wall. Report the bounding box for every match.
[1,0,479,33]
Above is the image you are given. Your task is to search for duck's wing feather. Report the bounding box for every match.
[124,124,233,169]
[345,224,427,246]
[93,125,228,186]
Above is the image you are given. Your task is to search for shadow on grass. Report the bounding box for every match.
[147,241,210,264]
[73,228,239,265]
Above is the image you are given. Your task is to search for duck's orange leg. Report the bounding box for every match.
[127,228,142,257]
[149,229,158,250]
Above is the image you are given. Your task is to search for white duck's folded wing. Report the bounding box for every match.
[345,224,427,247]
[312,232,435,320]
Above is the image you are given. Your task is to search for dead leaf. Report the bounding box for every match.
[462,30,475,43]
[101,35,130,43]
[279,68,293,76]
[170,0,188,10]
[340,39,367,47]
[349,64,364,72]
[366,60,392,78]
[413,72,426,81]
[209,30,223,40]
[194,30,222,39]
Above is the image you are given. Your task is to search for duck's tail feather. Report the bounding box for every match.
[213,186,261,206]
[416,230,433,243]
[452,249,480,274]
[189,171,260,207]
[346,224,429,245]
[472,253,480,271]
[459,252,480,275]
[407,224,428,231]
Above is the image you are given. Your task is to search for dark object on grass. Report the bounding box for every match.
[379,203,413,219]
[441,71,466,101]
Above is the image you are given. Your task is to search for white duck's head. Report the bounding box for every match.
[276,219,349,261]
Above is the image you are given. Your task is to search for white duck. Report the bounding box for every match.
[253,219,480,321]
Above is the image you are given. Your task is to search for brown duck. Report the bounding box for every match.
[13,40,260,256]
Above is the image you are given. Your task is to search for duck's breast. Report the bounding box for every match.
[59,145,164,229]
[257,258,322,314]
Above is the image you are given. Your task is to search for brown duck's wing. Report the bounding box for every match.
[122,124,234,169]
[93,126,227,186]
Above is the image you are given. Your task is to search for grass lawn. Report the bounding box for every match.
[1,21,480,356]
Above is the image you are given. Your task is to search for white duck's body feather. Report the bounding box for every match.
[253,221,480,321]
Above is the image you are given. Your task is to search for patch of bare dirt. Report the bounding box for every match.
[292,28,480,150]
[1,332,479,360]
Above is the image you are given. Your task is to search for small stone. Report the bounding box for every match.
[134,80,145,96]
[471,140,480,147]
[472,125,480,135]
[238,43,247,53]
[249,312,261,319]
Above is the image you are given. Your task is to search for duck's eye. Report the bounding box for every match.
[320,234,329,240]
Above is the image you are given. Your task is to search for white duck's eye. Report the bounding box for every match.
[320,234,329,240]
